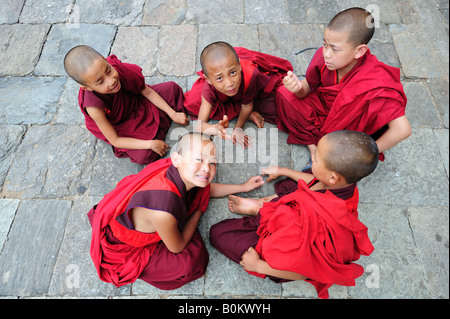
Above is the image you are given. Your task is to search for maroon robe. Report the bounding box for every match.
[88,158,210,289]
[78,55,185,165]
[184,47,293,124]
[276,48,407,148]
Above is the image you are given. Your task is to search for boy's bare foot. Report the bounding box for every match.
[228,195,263,216]
[249,111,264,128]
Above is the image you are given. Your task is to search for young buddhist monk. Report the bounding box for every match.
[64,45,190,165]
[276,7,411,166]
[184,41,293,148]
[88,132,265,289]
[210,130,378,299]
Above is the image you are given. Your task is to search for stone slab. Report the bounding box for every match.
[158,25,197,77]
[185,0,243,24]
[48,196,130,297]
[0,0,25,24]
[245,0,289,24]
[403,81,442,129]
[111,26,159,77]
[286,0,338,24]
[408,206,449,299]
[358,129,449,207]
[53,78,85,125]
[337,0,402,24]
[0,24,50,76]
[19,0,72,24]
[75,0,145,25]
[3,125,96,199]
[0,200,71,296]
[0,125,26,186]
[390,24,444,78]
[0,199,19,253]
[259,24,325,75]
[428,78,449,128]
[354,204,432,298]
[34,24,117,76]
[433,128,449,177]
[88,140,144,197]
[142,0,187,25]
[0,77,66,125]
[204,198,282,296]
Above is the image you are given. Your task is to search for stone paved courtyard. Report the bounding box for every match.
[0,0,448,299]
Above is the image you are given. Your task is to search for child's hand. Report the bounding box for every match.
[240,247,261,273]
[283,71,303,94]
[171,112,189,125]
[261,165,283,182]
[243,175,265,192]
[232,127,252,148]
[217,115,232,140]
[150,140,169,157]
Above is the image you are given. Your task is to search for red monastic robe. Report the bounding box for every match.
[88,158,210,288]
[78,55,185,165]
[251,180,374,299]
[276,48,407,148]
[184,47,293,124]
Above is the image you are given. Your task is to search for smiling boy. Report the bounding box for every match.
[184,42,292,148]
[276,7,411,162]
[64,45,189,165]
[88,132,265,289]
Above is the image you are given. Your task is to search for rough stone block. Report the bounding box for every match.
[0,126,26,186]
[3,125,96,199]
[75,0,145,25]
[358,129,449,207]
[34,24,117,76]
[186,0,243,24]
[19,0,72,23]
[158,25,197,77]
[408,206,449,298]
[354,204,431,298]
[245,0,288,24]
[0,0,25,24]
[48,196,130,297]
[143,0,187,25]
[0,24,50,76]
[111,26,159,77]
[0,200,72,296]
[0,199,19,253]
[0,77,66,125]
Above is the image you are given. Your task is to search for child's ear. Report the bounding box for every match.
[328,171,341,185]
[204,74,212,85]
[354,44,369,59]
[79,85,93,91]
[171,152,182,167]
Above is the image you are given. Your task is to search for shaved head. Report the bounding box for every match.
[176,132,216,156]
[200,41,239,76]
[327,7,375,46]
[322,130,379,184]
[64,45,104,85]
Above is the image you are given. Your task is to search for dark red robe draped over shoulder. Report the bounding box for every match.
[251,180,374,299]
[276,48,407,147]
[88,158,210,288]
[184,47,292,124]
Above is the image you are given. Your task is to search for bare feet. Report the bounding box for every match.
[228,195,262,216]
[249,111,264,128]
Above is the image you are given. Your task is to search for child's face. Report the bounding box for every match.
[311,136,334,184]
[173,139,217,191]
[80,57,121,94]
[204,53,242,97]
[322,28,361,74]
